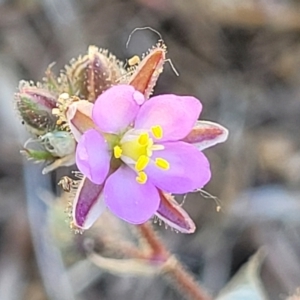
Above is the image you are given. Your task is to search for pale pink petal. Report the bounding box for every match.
[92,85,142,133]
[104,166,160,224]
[146,141,211,194]
[73,177,106,229]
[134,94,202,142]
[66,100,95,142]
[76,129,110,184]
[155,191,195,234]
[182,121,229,150]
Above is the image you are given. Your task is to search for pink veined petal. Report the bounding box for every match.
[76,129,110,184]
[182,120,229,150]
[134,94,202,142]
[146,141,211,194]
[66,100,95,142]
[104,166,160,224]
[73,177,106,229]
[155,191,196,234]
[92,85,142,134]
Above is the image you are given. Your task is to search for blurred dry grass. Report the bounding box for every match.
[2,0,300,299]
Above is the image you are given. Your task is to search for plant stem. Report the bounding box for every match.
[137,223,212,300]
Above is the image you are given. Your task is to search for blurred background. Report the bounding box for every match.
[1,0,300,299]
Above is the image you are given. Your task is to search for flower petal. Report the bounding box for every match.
[146,141,211,194]
[182,120,229,150]
[92,85,142,133]
[104,166,160,224]
[66,100,95,141]
[155,191,195,234]
[134,94,202,142]
[73,177,106,229]
[76,129,110,184]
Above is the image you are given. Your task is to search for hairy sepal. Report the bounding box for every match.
[128,41,166,99]
[156,191,195,234]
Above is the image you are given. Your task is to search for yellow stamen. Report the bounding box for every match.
[135,155,150,171]
[151,125,163,139]
[114,145,122,158]
[138,133,149,146]
[155,158,170,170]
[136,171,147,184]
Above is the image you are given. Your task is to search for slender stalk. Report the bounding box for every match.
[137,222,169,261]
[137,223,212,300]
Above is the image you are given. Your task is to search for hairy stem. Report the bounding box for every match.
[137,223,212,300]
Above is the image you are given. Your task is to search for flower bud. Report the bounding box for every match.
[63,46,125,102]
[15,81,57,135]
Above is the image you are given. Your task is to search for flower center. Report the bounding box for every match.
[113,125,169,184]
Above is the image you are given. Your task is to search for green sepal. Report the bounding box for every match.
[21,148,54,161]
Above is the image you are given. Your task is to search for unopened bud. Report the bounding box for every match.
[63,46,125,102]
[15,81,57,134]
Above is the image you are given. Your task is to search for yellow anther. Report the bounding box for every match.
[138,133,149,146]
[136,171,147,184]
[155,158,170,170]
[135,155,150,171]
[113,145,122,158]
[128,55,141,66]
[151,125,163,139]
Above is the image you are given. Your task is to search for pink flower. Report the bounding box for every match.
[67,84,228,231]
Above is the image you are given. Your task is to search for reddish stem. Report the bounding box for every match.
[137,222,169,261]
[137,223,212,300]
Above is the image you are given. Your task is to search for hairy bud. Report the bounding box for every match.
[62,46,125,102]
[15,81,57,134]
